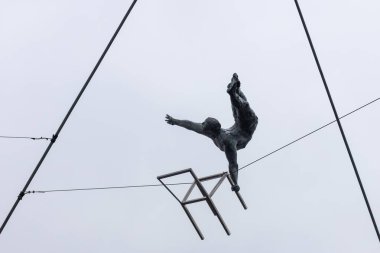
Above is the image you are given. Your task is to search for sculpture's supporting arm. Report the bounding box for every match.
[224,145,239,190]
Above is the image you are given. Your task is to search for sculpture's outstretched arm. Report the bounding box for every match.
[165,114,204,135]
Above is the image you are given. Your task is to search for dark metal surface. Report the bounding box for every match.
[157,178,182,204]
[209,174,227,197]
[208,197,230,235]
[199,172,226,182]
[182,205,204,240]
[182,182,196,202]
[157,168,193,179]
[182,197,207,205]
[227,175,247,210]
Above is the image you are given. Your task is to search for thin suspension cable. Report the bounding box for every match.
[0,135,51,141]
[294,0,380,243]
[25,182,192,194]
[27,96,380,194]
[0,0,138,235]
[239,96,380,171]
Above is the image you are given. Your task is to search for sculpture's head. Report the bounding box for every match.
[203,117,221,135]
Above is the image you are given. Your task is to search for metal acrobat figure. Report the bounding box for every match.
[165,73,258,192]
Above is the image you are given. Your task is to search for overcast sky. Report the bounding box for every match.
[1,0,380,252]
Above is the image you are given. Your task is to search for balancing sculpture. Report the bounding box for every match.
[165,73,258,192]
[158,74,258,239]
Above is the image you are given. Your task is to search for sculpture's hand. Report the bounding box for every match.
[165,114,176,125]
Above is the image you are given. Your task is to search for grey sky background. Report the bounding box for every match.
[0,0,380,252]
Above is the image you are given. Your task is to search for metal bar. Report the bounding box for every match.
[235,192,248,210]
[183,197,207,205]
[226,175,247,209]
[199,172,226,182]
[192,176,217,216]
[188,169,200,181]
[182,182,196,202]
[157,168,192,180]
[182,205,204,240]
[159,168,245,239]
[208,198,231,235]
[209,174,227,197]
[157,178,182,204]
[191,174,209,198]
[294,0,380,242]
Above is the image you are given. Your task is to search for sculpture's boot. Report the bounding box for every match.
[227,82,238,94]
[227,74,240,94]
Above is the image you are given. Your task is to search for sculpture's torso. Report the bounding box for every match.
[212,114,258,151]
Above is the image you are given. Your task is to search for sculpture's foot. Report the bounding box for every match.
[233,73,241,88]
[227,79,240,94]
[231,185,240,192]
[227,82,237,94]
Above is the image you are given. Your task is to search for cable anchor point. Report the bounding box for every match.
[17,191,25,201]
[51,134,58,143]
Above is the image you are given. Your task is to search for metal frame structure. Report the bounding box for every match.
[157,168,247,240]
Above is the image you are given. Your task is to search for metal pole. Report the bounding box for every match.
[0,0,139,235]
[294,0,380,242]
